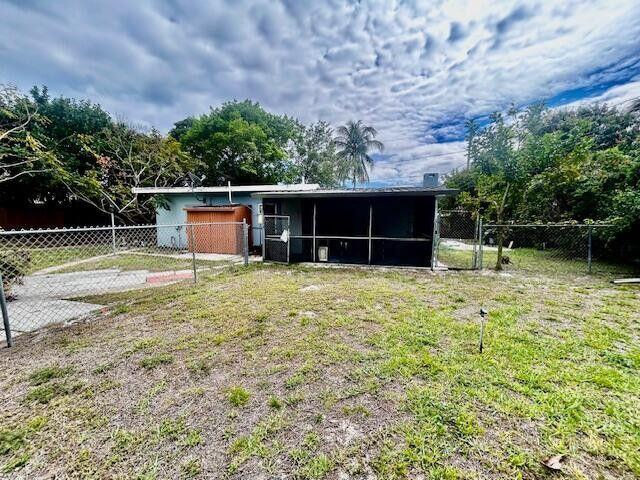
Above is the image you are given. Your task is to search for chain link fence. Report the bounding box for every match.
[1,222,249,344]
[435,212,635,277]
[479,224,632,277]
[435,210,479,270]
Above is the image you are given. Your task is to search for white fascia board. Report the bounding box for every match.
[132,184,320,195]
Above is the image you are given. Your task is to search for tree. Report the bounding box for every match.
[0,85,58,186]
[3,85,114,208]
[177,100,299,185]
[2,85,198,224]
[334,120,384,188]
[288,121,341,187]
[446,100,640,266]
[70,122,199,223]
[464,118,480,169]
[168,117,196,142]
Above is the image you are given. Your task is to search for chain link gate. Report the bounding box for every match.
[263,215,290,264]
[435,209,480,270]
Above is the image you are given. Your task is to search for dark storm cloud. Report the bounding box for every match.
[1,0,640,184]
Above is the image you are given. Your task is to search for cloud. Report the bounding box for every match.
[1,0,640,184]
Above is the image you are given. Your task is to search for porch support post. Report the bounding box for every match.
[368,202,373,264]
[312,201,317,262]
[431,197,439,270]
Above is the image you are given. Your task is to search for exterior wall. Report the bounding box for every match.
[155,193,263,248]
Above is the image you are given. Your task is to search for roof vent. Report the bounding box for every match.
[423,173,439,188]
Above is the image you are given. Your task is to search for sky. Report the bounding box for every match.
[2,0,640,186]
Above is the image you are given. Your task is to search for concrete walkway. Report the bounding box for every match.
[2,268,194,336]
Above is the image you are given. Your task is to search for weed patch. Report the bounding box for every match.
[226,386,250,407]
[140,354,174,370]
[28,365,73,386]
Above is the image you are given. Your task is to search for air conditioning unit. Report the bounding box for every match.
[317,246,328,262]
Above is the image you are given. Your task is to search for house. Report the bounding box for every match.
[132,183,319,251]
[252,174,456,267]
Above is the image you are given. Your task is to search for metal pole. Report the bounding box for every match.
[478,218,484,270]
[262,222,266,261]
[472,213,480,269]
[189,224,197,283]
[587,225,593,274]
[110,213,117,255]
[312,202,317,262]
[368,203,373,265]
[242,219,249,267]
[0,274,13,347]
[286,217,290,264]
[430,198,439,270]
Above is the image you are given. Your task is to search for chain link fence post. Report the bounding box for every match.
[478,217,484,270]
[431,202,439,271]
[189,224,197,283]
[110,213,117,256]
[587,225,593,273]
[472,213,480,269]
[242,219,249,267]
[0,273,13,347]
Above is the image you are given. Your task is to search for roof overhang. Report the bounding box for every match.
[252,187,458,199]
[132,183,320,195]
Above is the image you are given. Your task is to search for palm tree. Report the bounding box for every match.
[334,120,384,188]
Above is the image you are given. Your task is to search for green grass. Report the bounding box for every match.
[11,243,230,274]
[438,243,636,276]
[180,458,202,478]
[226,386,251,407]
[140,354,174,370]
[0,263,638,478]
[57,253,225,274]
[26,245,109,272]
[28,365,74,385]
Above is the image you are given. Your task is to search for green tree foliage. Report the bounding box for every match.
[177,100,299,185]
[0,85,59,193]
[334,120,384,188]
[1,86,196,223]
[24,86,113,206]
[288,121,341,187]
[446,103,640,265]
[72,122,200,223]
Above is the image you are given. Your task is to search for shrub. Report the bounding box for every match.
[0,250,31,298]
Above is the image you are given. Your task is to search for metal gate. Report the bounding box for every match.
[263,215,290,263]
[435,209,480,270]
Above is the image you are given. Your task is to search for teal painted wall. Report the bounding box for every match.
[155,193,263,248]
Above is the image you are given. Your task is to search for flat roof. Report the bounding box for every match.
[252,186,458,198]
[132,183,319,195]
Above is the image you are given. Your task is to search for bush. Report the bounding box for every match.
[0,250,31,298]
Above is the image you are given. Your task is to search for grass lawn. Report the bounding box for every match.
[21,245,112,273]
[55,253,229,274]
[438,245,636,277]
[0,264,638,479]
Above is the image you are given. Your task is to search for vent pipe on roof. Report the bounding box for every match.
[423,173,439,187]
[228,181,232,203]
